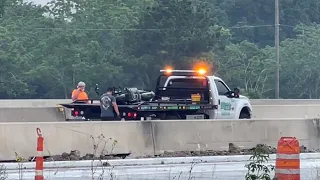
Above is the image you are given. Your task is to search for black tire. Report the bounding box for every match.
[239,112,250,119]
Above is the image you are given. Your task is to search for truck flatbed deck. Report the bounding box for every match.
[60,100,216,120]
[61,103,215,109]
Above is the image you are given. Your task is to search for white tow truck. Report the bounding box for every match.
[159,69,252,119]
[60,68,253,120]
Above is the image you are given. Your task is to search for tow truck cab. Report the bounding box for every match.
[61,69,252,120]
[158,69,252,119]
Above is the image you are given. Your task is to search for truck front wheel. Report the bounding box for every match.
[239,113,250,119]
[239,108,251,119]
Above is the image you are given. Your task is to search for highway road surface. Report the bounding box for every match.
[5,159,320,180]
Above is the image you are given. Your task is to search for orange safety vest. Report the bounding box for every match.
[71,89,89,102]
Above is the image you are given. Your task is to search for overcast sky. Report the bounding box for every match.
[27,0,50,5]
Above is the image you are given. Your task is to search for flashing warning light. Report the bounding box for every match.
[74,111,79,116]
[163,65,174,75]
[160,68,207,75]
[197,68,207,75]
[193,61,210,75]
[165,68,173,74]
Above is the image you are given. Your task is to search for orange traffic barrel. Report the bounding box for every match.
[275,137,300,180]
[35,128,44,180]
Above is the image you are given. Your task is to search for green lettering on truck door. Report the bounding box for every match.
[221,102,231,110]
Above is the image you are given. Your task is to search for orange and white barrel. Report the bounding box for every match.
[35,128,44,180]
[275,137,300,180]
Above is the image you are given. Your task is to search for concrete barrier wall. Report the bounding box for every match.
[0,119,319,161]
[252,105,320,119]
[250,99,320,105]
[1,105,320,122]
[0,99,70,108]
[0,107,66,122]
[0,121,154,161]
[152,119,320,154]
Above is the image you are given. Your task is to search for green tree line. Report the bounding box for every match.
[1,0,320,99]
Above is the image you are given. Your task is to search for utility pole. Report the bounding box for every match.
[275,0,280,99]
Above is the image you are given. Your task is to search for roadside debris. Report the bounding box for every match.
[153,144,317,158]
[41,143,318,161]
[45,150,124,162]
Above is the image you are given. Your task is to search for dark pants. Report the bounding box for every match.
[101,116,121,121]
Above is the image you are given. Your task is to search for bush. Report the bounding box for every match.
[245,144,275,180]
[0,164,8,180]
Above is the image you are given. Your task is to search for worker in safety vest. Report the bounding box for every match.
[71,81,89,103]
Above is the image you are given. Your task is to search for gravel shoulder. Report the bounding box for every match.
[45,143,317,162]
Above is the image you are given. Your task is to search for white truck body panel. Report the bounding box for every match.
[163,75,252,119]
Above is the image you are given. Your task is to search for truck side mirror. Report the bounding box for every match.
[95,84,100,96]
[234,88,240,98]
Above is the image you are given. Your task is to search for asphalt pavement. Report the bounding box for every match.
[4,159,320,180]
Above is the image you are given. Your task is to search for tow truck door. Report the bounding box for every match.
[214,80,236,119]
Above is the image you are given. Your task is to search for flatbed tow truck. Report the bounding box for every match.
[60,68,252,121]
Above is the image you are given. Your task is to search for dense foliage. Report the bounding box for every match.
[1,0,320,99]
